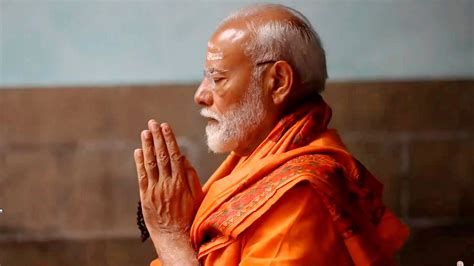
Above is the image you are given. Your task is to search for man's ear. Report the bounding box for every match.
[267,61,294,106]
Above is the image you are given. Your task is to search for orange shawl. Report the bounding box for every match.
[190,95,409,265]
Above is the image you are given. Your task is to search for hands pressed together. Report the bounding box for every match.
[133,119,203,265]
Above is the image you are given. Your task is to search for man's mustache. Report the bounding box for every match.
[200,108,221,122]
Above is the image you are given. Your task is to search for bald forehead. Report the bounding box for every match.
[206,20,251,67]
[208,6,303,48]
[205,6,301,64]
[209,19,249,47]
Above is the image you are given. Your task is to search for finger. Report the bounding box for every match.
[160,123,185,181]
[141,130,159,187]
[148,120,171,179]
[184,156,202,200]
[133,148,147,200]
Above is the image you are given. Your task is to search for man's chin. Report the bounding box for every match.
[205,136,238,154]
[207,146,229,154]
[206,142,236,154]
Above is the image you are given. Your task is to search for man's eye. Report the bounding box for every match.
[213,77,224,83]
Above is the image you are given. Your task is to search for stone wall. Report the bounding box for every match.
[1,80,473,265]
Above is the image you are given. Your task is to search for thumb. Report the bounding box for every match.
[183,157,203,201]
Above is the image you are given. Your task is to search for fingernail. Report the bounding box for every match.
[161,123,170,134]
[150,122,159,131]
[141,130,150,139]
[134,149,142,157]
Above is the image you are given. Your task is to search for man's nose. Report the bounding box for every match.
[194,79,213,107]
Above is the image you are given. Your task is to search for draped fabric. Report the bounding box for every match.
[151,95,409,266]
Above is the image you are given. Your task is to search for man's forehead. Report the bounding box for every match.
[215,28,247,44]
[204,51,242,73]
[207,27,248,53]
[206,51,224,61]
[204,23,253,73]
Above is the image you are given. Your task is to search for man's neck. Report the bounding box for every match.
[233,119,279,157]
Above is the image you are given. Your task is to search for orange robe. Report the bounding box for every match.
[151,95,409,266]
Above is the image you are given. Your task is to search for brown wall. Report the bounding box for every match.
[0,80,473,265]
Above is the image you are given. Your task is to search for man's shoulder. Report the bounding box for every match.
[266,153,342,183]
[242,153,342,203]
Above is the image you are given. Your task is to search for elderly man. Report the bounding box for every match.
[133,4,409,266]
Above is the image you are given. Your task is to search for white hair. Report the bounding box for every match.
[219,4,328,93]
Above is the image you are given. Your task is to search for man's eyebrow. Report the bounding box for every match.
[204,67,229,75]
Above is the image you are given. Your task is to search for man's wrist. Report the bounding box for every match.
[151,231,199,266]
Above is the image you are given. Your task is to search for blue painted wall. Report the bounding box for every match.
[1,0,473,87]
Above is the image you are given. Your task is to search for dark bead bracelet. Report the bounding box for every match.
[136,201,150,242]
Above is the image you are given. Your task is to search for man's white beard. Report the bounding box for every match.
[200,76,266,153]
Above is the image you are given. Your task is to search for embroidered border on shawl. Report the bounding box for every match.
[203,154,387,241]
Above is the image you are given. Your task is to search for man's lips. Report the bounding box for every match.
[206,117,218,124]
[200,109,220,124]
